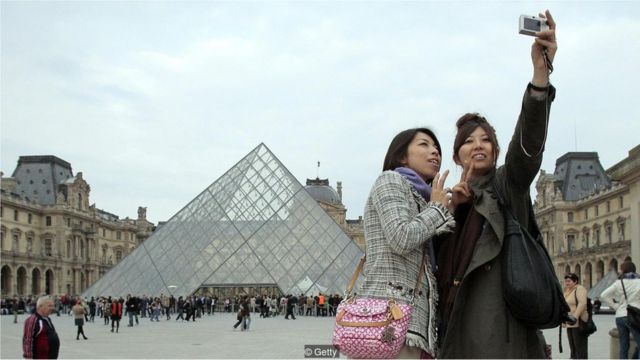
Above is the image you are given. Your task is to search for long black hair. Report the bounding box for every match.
[382,128,441,172]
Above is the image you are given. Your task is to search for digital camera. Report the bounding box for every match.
[519,15,549,36]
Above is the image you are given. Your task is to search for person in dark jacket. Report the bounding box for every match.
[437,10,558,358]
[285,295,297,320]
[125,295,139,327]
[23,296,60,359]
[233,297,247,330]
[175,296,185,322]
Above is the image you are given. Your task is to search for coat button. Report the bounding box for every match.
[484,264,492,271]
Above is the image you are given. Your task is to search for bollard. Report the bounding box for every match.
[609,327,638,359]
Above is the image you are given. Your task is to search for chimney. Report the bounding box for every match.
[337,181,342,200]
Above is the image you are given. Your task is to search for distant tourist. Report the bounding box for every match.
[72,299,88,340]
[564,273,589,359]
[602,260,640,359]
[111,298,123,333]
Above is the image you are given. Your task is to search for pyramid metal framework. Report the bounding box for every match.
[83,144,363,298]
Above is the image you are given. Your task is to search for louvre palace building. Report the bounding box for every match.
[534,145,640,295]
[1,155,155,298]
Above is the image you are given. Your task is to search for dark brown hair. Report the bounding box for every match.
[564,273,579,282]
[383,128,441,173]
[621,261,637,274]
[452,113,500,165]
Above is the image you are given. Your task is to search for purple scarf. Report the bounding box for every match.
[394,167,432,201]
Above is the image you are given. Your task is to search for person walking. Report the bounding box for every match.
[233,297,249,330]
[285,295,297,320]
[110,298,123,333]
[88,297,96,323]
[12,297,19,323]
[23,296,60,359]
[602,260,640,359]
[175,297,185,322]
[72,299,88,340]
[126,295,139,327]
[103,299,112,325]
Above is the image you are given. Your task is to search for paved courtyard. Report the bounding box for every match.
[0,312,625,358]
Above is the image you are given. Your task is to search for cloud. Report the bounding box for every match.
[2,2,639,223]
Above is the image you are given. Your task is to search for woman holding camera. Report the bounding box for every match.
[436,10,557,358]
[357,127,455,358]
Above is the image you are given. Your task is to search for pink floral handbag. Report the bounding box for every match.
[332,256,424,359]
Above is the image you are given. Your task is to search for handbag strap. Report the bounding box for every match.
[345,249,427,300]
[621,279,629,300]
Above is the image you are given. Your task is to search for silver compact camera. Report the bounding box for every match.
[519,15,549,36]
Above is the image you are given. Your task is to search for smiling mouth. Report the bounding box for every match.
[471,154,487,160]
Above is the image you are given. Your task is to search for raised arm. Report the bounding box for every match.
[504,10,558,192]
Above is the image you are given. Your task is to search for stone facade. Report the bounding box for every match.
[0,156,154,297]
[305,178,365,250]
[534,146,640,289]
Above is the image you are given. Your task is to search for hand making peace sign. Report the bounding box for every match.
[430,170,450,208]
[450,161,475,210]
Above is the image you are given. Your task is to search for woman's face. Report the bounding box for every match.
[456,126,495,177]
[401,132,441,182]
[564,278,577,289]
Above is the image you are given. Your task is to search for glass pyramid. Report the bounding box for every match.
[83,144,363,298]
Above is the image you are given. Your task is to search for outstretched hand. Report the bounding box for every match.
[531,10,557,86]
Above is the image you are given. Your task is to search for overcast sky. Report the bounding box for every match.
[1,1,638,224]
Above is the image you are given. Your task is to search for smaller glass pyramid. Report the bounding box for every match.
[83,144,363,298]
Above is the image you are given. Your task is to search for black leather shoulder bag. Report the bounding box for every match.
[494,180,573,329]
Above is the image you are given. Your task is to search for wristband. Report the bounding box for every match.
[529,82,550,92]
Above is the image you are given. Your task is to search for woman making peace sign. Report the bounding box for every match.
[436,9,558,359]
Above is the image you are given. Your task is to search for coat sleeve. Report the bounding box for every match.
[503,83,556,194]
[601,281,620,311]
[370,171,453,255]
[22,315,36,358]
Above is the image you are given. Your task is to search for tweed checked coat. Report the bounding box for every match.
[438,84,556,358]
[358,170,455,355]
